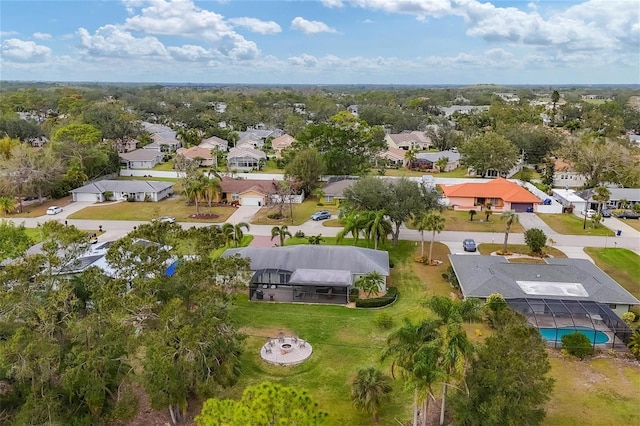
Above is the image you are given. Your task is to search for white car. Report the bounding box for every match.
[155,216,176,224]
[46,206,63,215]
[581,209,597,218]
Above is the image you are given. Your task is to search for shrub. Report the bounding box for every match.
[294,230,305,238]
[267,212,283,220]
[374,313,395,329]
[316,202,324,206]
[561,332,594,359]
[349,288,359,303]
[524,228,547,255]
[355,287,398,308]
[622,311,636,326]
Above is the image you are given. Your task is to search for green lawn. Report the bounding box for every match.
[615,217,640,231]
[536,213,615,236]
[151,161,175,171]
[545,356,640,426]
[68,197,235,223]
[583,248,640,299]
[4,196,73,218]
[251,199,339,226]
[406,209,526,233]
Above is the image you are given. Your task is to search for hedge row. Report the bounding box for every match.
[355,287,398,308]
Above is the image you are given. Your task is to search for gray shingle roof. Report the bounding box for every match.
[119,149,164,161]
[449,255,639,305]
[223,245,390,276]
[70,180,173,194]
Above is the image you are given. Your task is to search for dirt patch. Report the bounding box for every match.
[188,213,220,219]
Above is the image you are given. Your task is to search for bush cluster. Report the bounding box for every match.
[355,287,398,308]
[561,332,594,359]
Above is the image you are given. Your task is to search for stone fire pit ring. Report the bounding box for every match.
[261,336,313,366]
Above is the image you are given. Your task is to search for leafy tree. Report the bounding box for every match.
[271,225,292,246]
[0,135,20,159]
[541,157,555,186]
[196,382,327,426]
[500,124,563,165]
[500,210,519,253]
[350,367,393,423]
[459,132,520,177]
[354,271,385,297]
[0,220,32,261]
[524,228,547,256]
[561,332,593,359]
[284,147,324,195]
[425,124,463,152]
[551,90,560,124]
[451,310,554,426]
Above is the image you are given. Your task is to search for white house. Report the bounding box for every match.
[119,149,164,169]
[70,180,174,202]
[227,146,267,171]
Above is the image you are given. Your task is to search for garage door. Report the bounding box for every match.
[75,193,98,202]
[511,203,533,212]
[241,196,264,206]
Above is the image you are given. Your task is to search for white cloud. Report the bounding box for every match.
[229,17,282,35]
[33,32,52,40]
[288,53,320,67]
[167,44,212,61]
[322,0,344,7]
[291,17,337,34]
[348,0,454,19]
[0,31,19,37]
[77,25,169,58]
[1,39,51,62]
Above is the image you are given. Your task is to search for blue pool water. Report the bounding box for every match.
[539,326,609,344]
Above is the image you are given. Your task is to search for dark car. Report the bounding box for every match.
[600,208,612,218]
[462,239,477,252]
[614,210,640,219]
[311,210,331,221]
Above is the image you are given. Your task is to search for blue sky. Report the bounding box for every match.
[1,0,638,84]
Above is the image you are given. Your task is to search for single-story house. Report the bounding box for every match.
[70,180,174,202]
[237,128,282,149]
[577,187,640,210]
[411,150,461,172]
[385,131,431,151]
[219,178,278,206]
[223,245,390,304]
[449,255,638,346]
[551,189,587,214]
[377,148,407,167]
[441,177,541,212]
[143,137,181,153]
[227,146,267,171]
[119,149,165,169]
[323,177,358,204]
[176,146,216,167]
[271,134,296,158]
[199,136,228,152]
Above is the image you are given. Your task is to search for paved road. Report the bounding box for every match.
[8,206,640,258]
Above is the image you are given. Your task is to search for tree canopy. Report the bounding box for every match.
[459,132,520,177]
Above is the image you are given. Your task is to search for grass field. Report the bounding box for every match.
[536,213,614,236]
[407,209,525,233]
[583,248,640,299]
[478,243,568,258]
[151,161,175,171]
[615,217,640,231]
[68,197,235,223]
[251,199,339,226]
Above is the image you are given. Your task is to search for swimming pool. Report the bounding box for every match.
[538,326,610,344]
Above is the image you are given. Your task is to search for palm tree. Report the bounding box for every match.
[468,209,476,221]
[0,196,16,215]
[270,225,291,246]
[307,234,323,245]
[424,213,445,265]
[185,178,205,215]
[220,223,235,247]
[337,211,367,245]
[412,213,428,259]
[627,329,640,360]
[350,367,393,423]
[382,319,441,426]
[592,185,611,214]
[202,175,222,209]
[405,148,417,170]
[364,210,392,250]
[354,271,385,298]
[231,222,250,247]
[500,210,519,253]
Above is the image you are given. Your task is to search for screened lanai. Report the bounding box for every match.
[249,268,351,304]
[507,298,632,349]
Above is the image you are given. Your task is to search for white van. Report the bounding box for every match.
[46,206,63,215]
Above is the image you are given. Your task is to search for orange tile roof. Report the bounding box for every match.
[441,178,540,203]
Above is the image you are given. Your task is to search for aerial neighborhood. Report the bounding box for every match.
[1,83,639,425]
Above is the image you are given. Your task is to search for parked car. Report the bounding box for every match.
[581,209,596,218]
[311,210,331,221]
[614,210,640,219]
[46,206,63,215]
[600,208,612,218]
[157,216,176,223]
[462,238,477,252]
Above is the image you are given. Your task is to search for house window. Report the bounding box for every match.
[608,304,617,309]
[231,194,239,201]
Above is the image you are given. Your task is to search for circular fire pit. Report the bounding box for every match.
[280,343,293,354]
